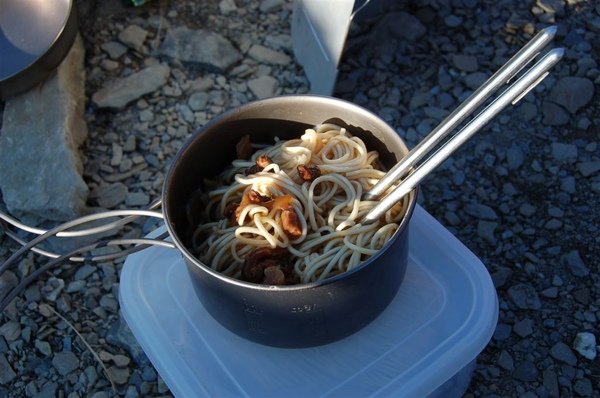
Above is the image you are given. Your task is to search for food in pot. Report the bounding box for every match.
[190,124,410,285]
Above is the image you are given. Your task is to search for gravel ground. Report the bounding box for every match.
[1,0,599,397]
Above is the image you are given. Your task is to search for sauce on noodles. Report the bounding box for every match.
[190,124,409,285]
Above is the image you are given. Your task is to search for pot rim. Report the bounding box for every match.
[163,94,418,292]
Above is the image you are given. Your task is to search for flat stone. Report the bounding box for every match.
[188,91,209,111]
[0,321,20,342]
[219,0,238,14]
[464,72,488,89]
[0,35,88,222]
[542,101,570,125]
[248,44,291,65]
[493,323,512,341]
[52,351,79,376]
[543,369,559,397]
[518,102,538,121]
[108,366,130,385]
[0,353,17,384]
[477,220,497,244]
[550,76,594,114]
[374,12,426,42]
[0,271,17,304]
[112,354,131,367]
[259,0,285,12]
[506,145,525,169]
[513,360,538,382]
[159,27,242,70]
[452,54,478,72]
[118,24,148,51]
[562,250,589,277]
[491,266,512,288]
[74,264,96,281]
[100,41,128,59]
[464,203,498,220]
[35,340,52,356]
[550,341,577,365]
[498,350,514,371]
[508,284,541,309]
[577,161,600,177]
[35,382,57,398]
[125,192,150,207]
[247,76,279,99]
[91,183,129,208]
[514,318,534,337]
[551,142,578,163]
[92,64,171,108]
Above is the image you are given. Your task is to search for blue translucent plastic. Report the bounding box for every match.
[120,205,498,397]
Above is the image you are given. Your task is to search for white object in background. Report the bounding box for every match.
[291,0,355,95]
[120,205,498,398]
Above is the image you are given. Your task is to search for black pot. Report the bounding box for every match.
[163,95,418,348]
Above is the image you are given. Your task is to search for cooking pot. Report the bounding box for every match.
[163,95,418,348]
[0,0,78,99]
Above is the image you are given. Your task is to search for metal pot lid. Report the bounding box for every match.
[0,0,76,98]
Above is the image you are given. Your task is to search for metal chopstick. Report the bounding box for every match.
[363,25,557,201]
[363,47,565,225]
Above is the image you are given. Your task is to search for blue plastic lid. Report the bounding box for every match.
[120,205,498,397]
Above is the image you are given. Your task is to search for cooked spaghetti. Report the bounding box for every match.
[190,124,410,285]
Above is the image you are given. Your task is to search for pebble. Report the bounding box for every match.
[259,0,285,12]
[577,161,600,177]
[248,44,291,65]
[550,342,578,366]
[100,41,128,59]
[0,354,16,384]
[118,25,148,52]
[108,366,130,385]
[219,0,238,14]
[92,183,129,208]
[549,76,594,114]
[247,76,279,99]
[572,332,597,360]
[513,318,534,338]
[542,101,570,125]
[562,250,589,277]
[513,360,538,382]
[452,54,478,72]
[52,351,80,376]
[0,271,18,303]
[497,350,514,371]
[551,142,578,163]
[507,284,541,309]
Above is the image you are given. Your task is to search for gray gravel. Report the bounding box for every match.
[0,0,599,397]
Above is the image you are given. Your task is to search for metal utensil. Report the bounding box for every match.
[364,26,557,202]
[363,42,564,224]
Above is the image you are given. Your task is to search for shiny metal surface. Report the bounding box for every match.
[364,26,558,201]
[0,0,77,98]
[363,48,564,224]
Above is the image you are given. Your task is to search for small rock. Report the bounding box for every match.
[118,25,148,51]
[513,360,538,382]
[52,351,79,376]
[247,76,279,99]
[550,76,594,114]
[75,264,96,280]
[507,284,541,309]
[477,220,497,244]
[493,323,512,341]
[514,318,534,338]
[248,44,291,65]
[41,277,65,302]
[506,145,525,169]
[126,192,150,207]
[518,102,538,121]
[112,354,131,367]
[100,41,128,59]
[92,64,171,108]
[577,161,600,177]
[374,12,426,42]
[92,183,129,208]
[0,271,18,303]
[573,332,597,360]
[561,250,589,277]
[551,142,578,163]
[35,340,52,356]
[550,341,577,365]
[259,0,284,12]
[573,378,594,396]
[452,54,478,72]
[160,27,242,70]
[464,203,498,220]
[108,366,130,385]
[491,266,512,288]
[188,91,209,111]
[0,321,20,342]
[543,369,559,397]
[542,101,570,125]
[219,0,237,14]
[498,350,514,371]
[444,14,463,27]
[0,354,17,384]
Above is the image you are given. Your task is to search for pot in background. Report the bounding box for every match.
[163,95,418,348]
